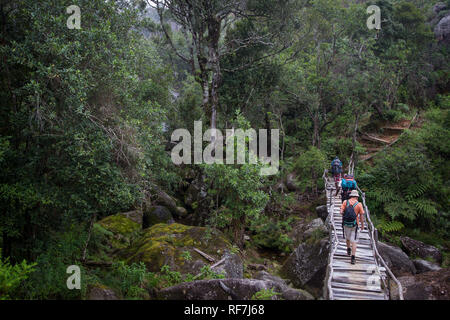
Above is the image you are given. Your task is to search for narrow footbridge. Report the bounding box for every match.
[322,173,404,300]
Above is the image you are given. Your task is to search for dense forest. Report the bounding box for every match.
[0,0,449,300]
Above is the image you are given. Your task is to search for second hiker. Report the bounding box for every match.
[341,173,358,201]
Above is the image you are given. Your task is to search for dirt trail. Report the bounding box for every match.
[358,116,417,162]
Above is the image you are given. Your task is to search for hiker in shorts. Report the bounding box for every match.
[341,173,357,201]
[340,190,365,265]
[330,157,343,196]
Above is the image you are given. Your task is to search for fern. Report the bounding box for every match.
[376,218,405,234]
[409,198,438,218]
[405,182,430,201]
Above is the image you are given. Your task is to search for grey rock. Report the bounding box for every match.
[303,218,328,239]
[316,205,329,221]
[212,251,244,279]
[157,278,314,300]
[390,268,450,300]
[254,271,287,287]
[400,236,442,263]
[281,238,330,290]
[87,285,119,300]
[377,241,416,276]
[413,259,442,274]
[143,206,174,228]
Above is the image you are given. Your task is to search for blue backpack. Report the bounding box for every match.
[331,159,342,174]
[341,177,357,190]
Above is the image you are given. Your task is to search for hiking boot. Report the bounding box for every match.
[351,255,356,265]
[347,247,351,256]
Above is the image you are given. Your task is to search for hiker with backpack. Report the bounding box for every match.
[330,157,343,196]
[341,173,358,201]
[340,190,365,264]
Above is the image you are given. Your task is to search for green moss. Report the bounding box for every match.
[98,214,140,235]
[123,223,231,274]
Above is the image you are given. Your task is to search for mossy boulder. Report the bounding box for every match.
[122,223,231,274]
[93,214,141,253]
[98,213,141,235]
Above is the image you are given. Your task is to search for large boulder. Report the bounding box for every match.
[280,238,330,295]
[212,251,244,279]
[143,206,174,228]
[376,241,416,276]
[413,259,442,274]
[157,278,314,300]
[87,284,119,300]
[390,268,450,300]
[122,223,231,274]
[316,205,329,222]
[400,236,442,263]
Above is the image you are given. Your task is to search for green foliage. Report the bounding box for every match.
[108,261,153,299]
[0,256,36,300]
[374,216,405,234]
[180,251,192,262]
[250,216,294,253]
[362,106,449,232]
[251,288,281,300]
[293,147,327,194]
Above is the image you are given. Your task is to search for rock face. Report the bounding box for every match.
[316,205,328,222]
[303,218,328,239]
[143,206,174,227]
[400,236,442,263]
[157,278,314,300]
[377,241,416,276]
[280,238,330,293]
[212,251,244,279]
[391,268,450,300]
[87,284,119,300]
[123,223,231,274]
[413,259,442,274]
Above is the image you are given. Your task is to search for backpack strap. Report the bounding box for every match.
[352,201,358,208]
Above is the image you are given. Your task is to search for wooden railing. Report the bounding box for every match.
[322,169,339,300]
[356,185,404,300]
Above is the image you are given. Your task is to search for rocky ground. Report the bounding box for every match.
[84,173,449,301]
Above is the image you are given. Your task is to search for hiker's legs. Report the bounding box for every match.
[351,241,357,256]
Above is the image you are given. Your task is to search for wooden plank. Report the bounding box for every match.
[332,282,382,293]
[331,288,386,300]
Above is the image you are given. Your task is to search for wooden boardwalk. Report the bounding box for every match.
[324,177,390,300]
